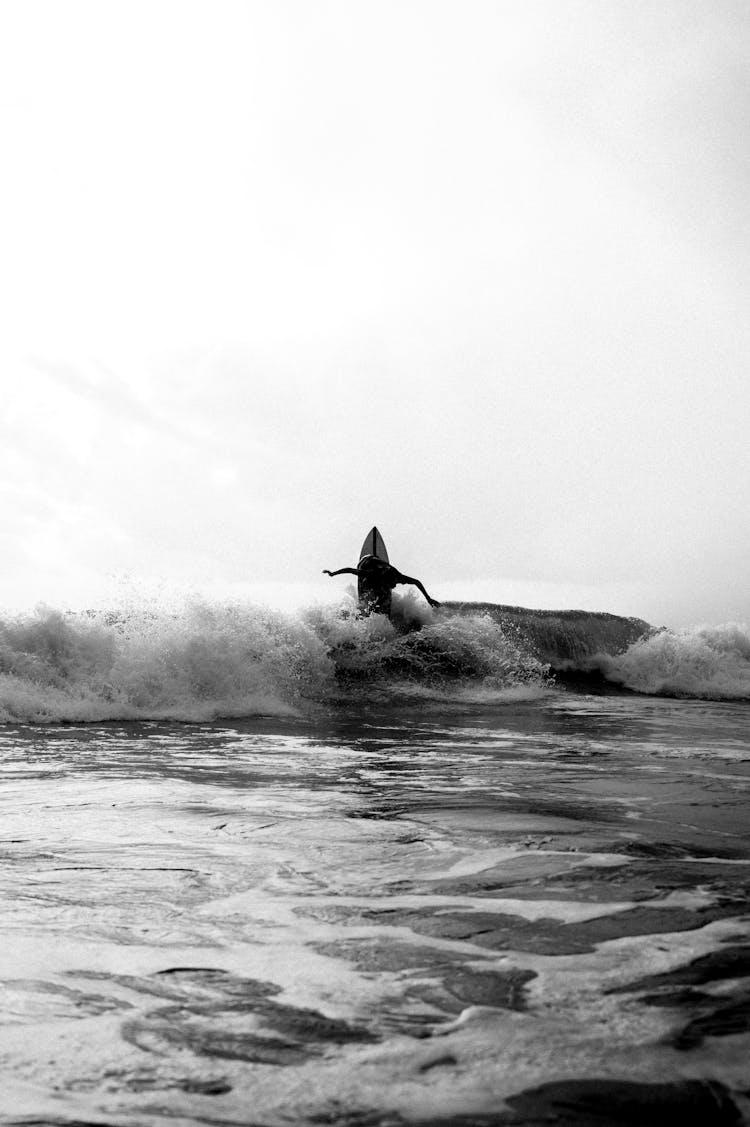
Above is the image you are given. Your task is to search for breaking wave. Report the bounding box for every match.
[597,623,750,701]
[3,593,745,722]
[0,594,550,724]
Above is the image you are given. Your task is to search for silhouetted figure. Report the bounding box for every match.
[323,555,441,617]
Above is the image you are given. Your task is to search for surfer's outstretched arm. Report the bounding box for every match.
[323,567,360,577]
[395,573,441,608]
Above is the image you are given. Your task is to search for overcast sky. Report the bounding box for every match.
[1,0,748,626]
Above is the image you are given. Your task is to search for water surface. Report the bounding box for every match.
[1,692,749,1125]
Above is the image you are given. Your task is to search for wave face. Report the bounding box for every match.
[0,596,551,724]
[472,603,750,702]
[443,602,651,664]
[597,623,750,701]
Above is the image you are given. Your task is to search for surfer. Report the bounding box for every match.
[323,555,441,617]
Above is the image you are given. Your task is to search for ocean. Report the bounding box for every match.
[1,596,749,1125]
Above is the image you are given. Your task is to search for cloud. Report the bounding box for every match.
[0,2,747,622]
[30,358,184,441]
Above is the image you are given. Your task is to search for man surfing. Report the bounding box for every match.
[323,554,441,617]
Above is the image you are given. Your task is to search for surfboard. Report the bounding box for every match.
[359,526,388,563]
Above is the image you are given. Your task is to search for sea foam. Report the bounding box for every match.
[3,597,746,723]
[598,622,750,701]
[0,595,550,724]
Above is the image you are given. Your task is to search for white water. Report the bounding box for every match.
[0,596,550,724]
[2,595,750,726]
[600,622,750,701]
[1,697,748,1125]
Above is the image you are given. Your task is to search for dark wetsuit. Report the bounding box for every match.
[323,555,440,618]
[357,558,401,617]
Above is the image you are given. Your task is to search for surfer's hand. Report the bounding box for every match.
[428,598,441,608]
[322,570,332,576]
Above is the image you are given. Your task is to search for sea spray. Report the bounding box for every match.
[305,596,550,687]
[7,598,744,721]
[0,596,550,724]
[599,622,750,700]
[0,602,334,723]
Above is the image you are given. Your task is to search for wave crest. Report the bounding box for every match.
[599,622,750,700]
[0,596,550,723]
